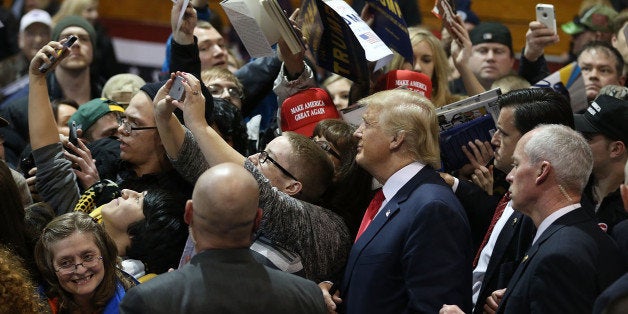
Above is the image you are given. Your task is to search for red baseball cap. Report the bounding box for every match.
[374,70,432,99]
[281,88,341,137]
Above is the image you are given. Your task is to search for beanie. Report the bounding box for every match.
[52,15,96,48]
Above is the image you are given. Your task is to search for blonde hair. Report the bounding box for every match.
[201,67,243,92]
[52,0,95,25]
[322,74,352,89]
[387,27,454,108]
[490,75,531,94]
[358,89,441,168]
[196,20,216,30]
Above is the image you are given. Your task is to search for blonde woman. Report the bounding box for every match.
[387,21,484,107]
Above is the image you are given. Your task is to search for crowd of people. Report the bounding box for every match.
[0,0,627,313]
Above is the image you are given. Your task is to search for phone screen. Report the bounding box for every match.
[169,76,185,101]
[69,121,79,146]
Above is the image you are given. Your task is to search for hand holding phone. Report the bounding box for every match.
[68,121,79,147]
[536,4,556,34]
[169,76,186,101]
[38,35,78,73]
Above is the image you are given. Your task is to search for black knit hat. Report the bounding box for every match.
[139,81,163,101]
[469,22,513,54]
[51,15,96,48]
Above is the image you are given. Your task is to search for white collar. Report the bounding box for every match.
[532,203,581,245]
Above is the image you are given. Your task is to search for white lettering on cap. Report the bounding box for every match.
[294,111,311,121]
[290,104,304,114]
[588,101,601,115]
[483,33,493,40]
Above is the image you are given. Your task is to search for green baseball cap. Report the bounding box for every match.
[562,4,618,35]
[69,98,124,132]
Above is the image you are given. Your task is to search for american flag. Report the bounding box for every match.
[359,32,379,44]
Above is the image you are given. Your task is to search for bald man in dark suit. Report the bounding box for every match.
[120,163,326,314]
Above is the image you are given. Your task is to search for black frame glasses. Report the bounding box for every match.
[315,141,341,160]
[259,151,298,181]
[119,118,157,135]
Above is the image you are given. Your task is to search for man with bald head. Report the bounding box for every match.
[120,163,326,313]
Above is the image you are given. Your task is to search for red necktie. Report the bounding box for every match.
[355,189,385,242]
[473,192,511,267]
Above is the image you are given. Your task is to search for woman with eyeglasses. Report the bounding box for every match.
[35,212,136,314]
[27,41,189,282]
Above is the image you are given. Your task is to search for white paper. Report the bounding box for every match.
[220,0,280,58]
[175,0,190,34]
[323,0,393,71]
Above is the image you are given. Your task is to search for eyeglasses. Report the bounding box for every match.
[315,140,341,160]
[259,151,298,181]
[208,84,243,99]
[55,255,103,275]
[119,118,157,135]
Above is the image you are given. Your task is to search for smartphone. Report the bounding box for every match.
[169,76,186,101]
[536,4,556,34]
[20,153,35,178]
[38,35,78,73]
[68,121,79,147]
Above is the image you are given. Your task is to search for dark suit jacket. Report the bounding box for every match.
[455,179,501,252]
[473,211,536,314]
[340,166,473,313]
[593,273,628,314]
[497,207,626,314]
[119,248,326,314]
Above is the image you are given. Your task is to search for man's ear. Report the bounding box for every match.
[184,200,193,225]
[390,130,406,150]
[283,180,302,196]
[535,161,551,185]
[610,140,626,158]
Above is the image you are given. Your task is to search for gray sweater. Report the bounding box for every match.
[170,128,351,282]
[32,142,80,214]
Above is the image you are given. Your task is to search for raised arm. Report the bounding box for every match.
[154,72,245,167]
[28,41,80,214]
[28,42,65,149]
[154,73,187,159]
[519,21,558,84]
[450,15,485,96]
[273,10,317,112]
